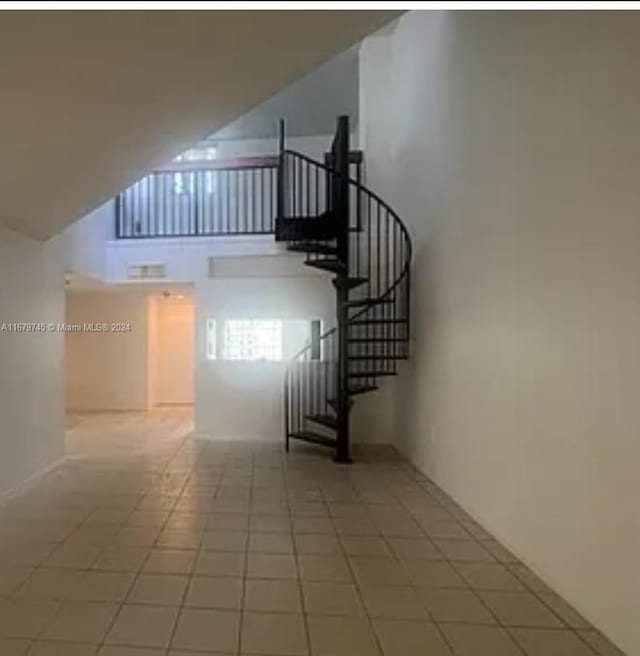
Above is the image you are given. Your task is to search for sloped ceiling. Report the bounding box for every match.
[212,46,359,140]
[0,11,398,240]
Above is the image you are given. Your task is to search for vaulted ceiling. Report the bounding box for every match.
[0,11,397,239]
[212,46,360,141]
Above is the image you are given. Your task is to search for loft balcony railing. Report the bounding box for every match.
[115,156,279,239]
[115,152,362,239]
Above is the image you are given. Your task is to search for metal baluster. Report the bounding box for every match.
[247,169,253,233]
[213,170,220,234]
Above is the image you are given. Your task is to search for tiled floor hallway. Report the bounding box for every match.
[0,410,624,656]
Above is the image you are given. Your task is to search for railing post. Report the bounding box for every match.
[194,171,201,235]
[277,118,286,221]
[334,115,351,464]
[114,193,122,238]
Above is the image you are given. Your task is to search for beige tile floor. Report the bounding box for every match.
[0,410,626,656]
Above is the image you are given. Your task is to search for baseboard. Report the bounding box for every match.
[154,403,195,408]
[0,456,66,510]
[66,408,146,413]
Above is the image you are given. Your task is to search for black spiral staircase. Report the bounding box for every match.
[275,116,412,463]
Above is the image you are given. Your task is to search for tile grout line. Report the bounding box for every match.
[237,452,255,656]
[408,469,600,655]
[329,471,387,656]
[163,435,201,655]
[402,471,531,655]
[93,428,191,654]
[291,451,316,656]
[0,417,617,656]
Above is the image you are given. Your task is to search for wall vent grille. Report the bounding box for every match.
[127,264,166,280]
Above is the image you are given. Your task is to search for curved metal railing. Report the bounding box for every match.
[282,148,412,448]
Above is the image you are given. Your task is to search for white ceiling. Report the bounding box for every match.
[211,47,359,141]
[0,11,398,240]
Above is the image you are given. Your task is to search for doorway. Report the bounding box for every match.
[148,293,195,408]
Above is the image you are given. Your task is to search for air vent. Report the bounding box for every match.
[127,264,166,280]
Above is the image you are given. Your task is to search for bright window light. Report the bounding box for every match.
[205,318,319,362]
[173,145,217,194]
[222,319,283,362]
[206,319,217,361]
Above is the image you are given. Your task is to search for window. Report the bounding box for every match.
[222,319,283,362]
[177,146,218,162]
[173,145,217,195]
[205,319,320,362]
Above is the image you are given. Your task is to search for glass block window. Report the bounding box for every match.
[206,319,217,361]
[222,319,283,361]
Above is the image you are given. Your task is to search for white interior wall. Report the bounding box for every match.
[107,235,284,283]
[65,291,149,411]
[351,373,404,445]
[195,255,334,440]
[214,134,337,160]
[59,201,114,282]
[360,12,640,654]
[0,225,65,498]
